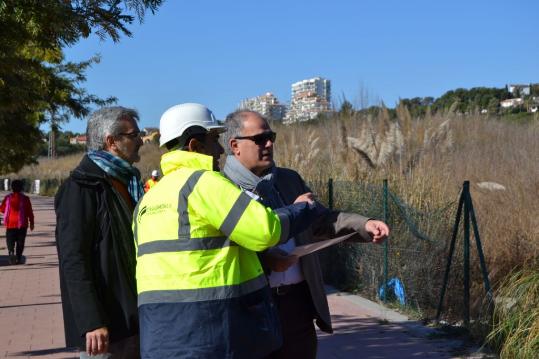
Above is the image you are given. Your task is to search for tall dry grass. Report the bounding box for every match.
[13,153,85,180]
[6,141,164,182]
[134,143,164,179]
[273,112,539,283]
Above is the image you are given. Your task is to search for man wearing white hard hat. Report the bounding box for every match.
[133,103,326,358]
[143,170,160,192]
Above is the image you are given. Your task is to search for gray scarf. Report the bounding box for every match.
[223,155,284,209]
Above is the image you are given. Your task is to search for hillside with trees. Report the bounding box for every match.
[396,86,537,117]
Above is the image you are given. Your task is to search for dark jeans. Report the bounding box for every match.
[6,228,27,258]
[267,281,317,359]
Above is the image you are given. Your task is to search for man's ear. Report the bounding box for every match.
[229,138,240,155]
[105,134,116,151]
[187,137,205,153]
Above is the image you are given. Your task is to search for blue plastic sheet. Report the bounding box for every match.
[379,277,406,305]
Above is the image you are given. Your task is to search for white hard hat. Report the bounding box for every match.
[159,103,225,147]
[151,170,159,177]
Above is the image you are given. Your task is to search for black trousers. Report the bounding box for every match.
[267,281,317,359]
[6,228,28,258]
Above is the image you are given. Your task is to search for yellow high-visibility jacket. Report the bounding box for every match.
[134,150,287,358]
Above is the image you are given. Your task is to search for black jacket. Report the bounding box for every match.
[55,155,138,349]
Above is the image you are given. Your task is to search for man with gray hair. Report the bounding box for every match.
[55,106,144,358]
[223,110,389,359]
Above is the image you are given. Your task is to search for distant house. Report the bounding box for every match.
[507,84,531,97]
[69,135,87,145]
[500,98,524,108]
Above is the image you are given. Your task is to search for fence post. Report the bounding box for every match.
[463,181,471,328]
[436,180,491,327]
[469,198,493,303]
[328,178,334,210]
[382,179,389,301]
[436,183,466,322]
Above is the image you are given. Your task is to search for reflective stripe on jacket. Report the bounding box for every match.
[134,150,286,358]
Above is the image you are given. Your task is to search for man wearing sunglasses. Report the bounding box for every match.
[223,110,389,359]
[55,107,144,358]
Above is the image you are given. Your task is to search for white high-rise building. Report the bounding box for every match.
[239,92,287,121]
[284,77,331,123]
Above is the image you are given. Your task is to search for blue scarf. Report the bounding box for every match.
[88,150,144,203]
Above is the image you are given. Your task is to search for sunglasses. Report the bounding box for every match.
[117,130,145,139]
[234,131,276,145]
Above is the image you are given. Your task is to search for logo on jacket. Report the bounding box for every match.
[137,203,172,223]
[137,206,147,223]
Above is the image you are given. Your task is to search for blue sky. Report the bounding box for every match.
[59,0,539,133]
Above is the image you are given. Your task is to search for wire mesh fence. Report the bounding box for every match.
[308,178,484,321]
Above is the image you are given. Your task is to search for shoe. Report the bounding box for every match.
[16,255,22,265]
[8,252,16,265]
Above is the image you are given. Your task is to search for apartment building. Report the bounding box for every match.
[284,77,331,123]
[239,92,287,121]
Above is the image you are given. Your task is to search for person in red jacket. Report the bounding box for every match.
[0,180,34,264]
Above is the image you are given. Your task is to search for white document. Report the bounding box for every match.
[290,232,358,257]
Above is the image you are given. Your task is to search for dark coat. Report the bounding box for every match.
[273,167,372,333]
[54,155,138,349]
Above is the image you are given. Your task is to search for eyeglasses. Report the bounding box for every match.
[234,131,276,145]
[116,130,145,139]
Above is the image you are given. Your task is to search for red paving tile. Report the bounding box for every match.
[0,191,491,359]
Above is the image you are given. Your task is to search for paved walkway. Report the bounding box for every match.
[0,192,76,358]
[317,292,486,358]
[0,192,490,358]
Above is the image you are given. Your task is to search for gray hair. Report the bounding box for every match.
[86,106,139,151]
[222,110,269,155]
